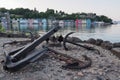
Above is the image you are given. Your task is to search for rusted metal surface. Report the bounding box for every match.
[3,48,48,72]
[44,46,92,70]
[10,26,60,61]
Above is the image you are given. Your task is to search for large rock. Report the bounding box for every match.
[71,37,82,43]
[86,38,96,44]
[111,48,120,58]
[96,39,103,46]
[113,42,120,48]
[67,37,82,43]
[101,41,113,50]
[0,32,8,37]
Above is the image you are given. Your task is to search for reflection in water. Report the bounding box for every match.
[73,25,120,42]
[57,24,120,43]
[22,24,120,43]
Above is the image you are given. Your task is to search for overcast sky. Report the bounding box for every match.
[0,0,120,21]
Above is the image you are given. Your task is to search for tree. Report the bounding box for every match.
[0,8,7,13]
[45,8,55,18]
[0,7,113,23]
[39,12,47,18]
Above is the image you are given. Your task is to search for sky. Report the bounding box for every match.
[0,0,120,21]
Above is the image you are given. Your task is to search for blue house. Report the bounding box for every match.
[1,17,8,30]
[33,19,39,31]
[19,19,28,31]
[42,19,47,31]
[1,12,11,30]
[86,19,91,28]
[38,19,42,30]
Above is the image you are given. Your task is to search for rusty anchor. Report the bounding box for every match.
[2,25,61,72]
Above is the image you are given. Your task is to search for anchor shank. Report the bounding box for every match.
[12,26,60,60]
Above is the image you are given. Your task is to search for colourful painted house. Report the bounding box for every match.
[11,19,20,31]
[75,19,82,27]
[38,19,42,26]
[82,19,86,26]
[64,20,74,27]
[47,19,53,27]
[28,19,34,30]
[69,20,75,27]
[33,19,39,31]
[19,19,28,31]
[1,12,11,30]
[42,19,47,31]
[59,20,64,27]
[1,17,8,30]
[86,19,91,28]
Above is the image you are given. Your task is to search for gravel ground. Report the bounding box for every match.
[0,37,120,80]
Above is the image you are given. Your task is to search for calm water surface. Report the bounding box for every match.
[57,24,120,43]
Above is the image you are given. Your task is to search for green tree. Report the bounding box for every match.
[0,8,8,13]
[45,8,55,18]
[39,12,47,18]
[0,7,113,23]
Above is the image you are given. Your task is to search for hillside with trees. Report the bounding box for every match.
[0,8,113,23]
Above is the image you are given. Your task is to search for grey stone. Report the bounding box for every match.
[86,38,96,44]
[0,73,5,78]
[72,37,82,43]
[50,69,54,71]
[73,76,80,80]
[113,42,120,48]
[66,72,73,76]
[111,48,120,58]
[77,72,84,77]
[101,41,113,50]
[96,39,103,46]
[96,76,103,80]
[53,73,58,76]
[57,69,62,72]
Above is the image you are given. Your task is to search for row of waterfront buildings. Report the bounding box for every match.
[1,16,105,32]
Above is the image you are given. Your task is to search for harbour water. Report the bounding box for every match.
[40,24,120,43]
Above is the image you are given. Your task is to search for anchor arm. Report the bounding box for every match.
[3,48,48,72]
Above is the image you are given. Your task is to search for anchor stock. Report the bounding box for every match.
[11,26,60,61]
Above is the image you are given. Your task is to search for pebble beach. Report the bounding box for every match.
[0,37,120,80]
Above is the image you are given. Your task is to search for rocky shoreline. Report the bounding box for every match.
[84,38,120,58]
[0,37,120,80]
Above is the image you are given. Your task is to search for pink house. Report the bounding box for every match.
[28,19,34,30]
[75,19,82,27]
